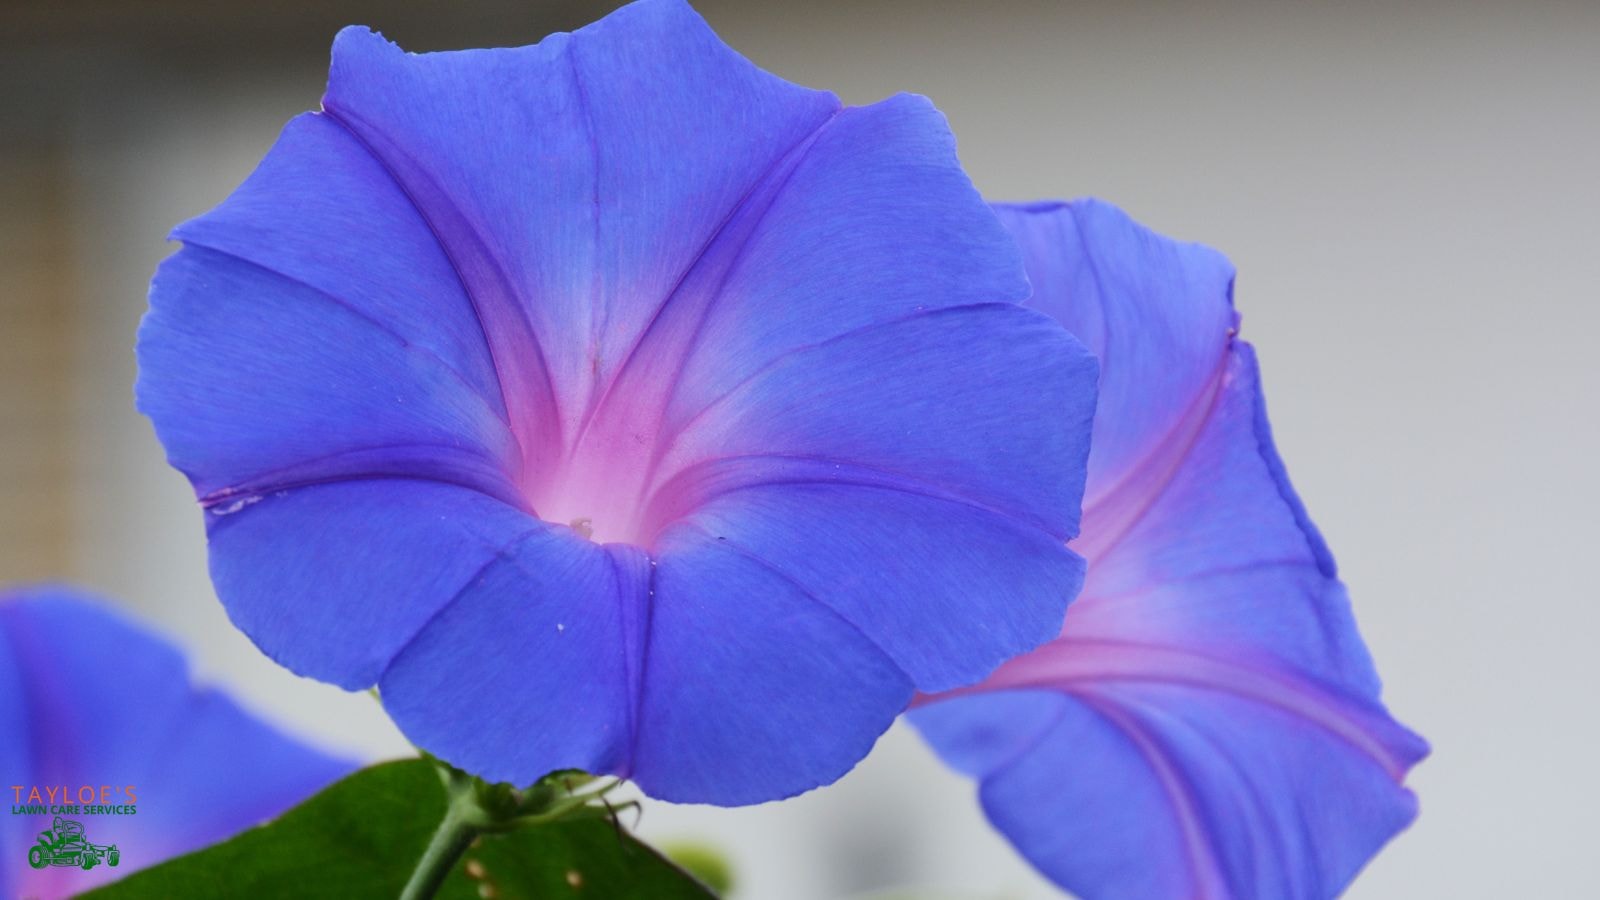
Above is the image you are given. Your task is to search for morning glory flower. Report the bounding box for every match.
[0,586,351,899]
[136,0,1096,804]
[911,200,1427,899]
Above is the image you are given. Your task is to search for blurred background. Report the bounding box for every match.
[2,0,1595,896]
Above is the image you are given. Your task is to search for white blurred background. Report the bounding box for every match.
[2,1,1596,896]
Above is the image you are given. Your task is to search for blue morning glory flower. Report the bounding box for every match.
[135,0,1096,804]
[0,586,351,898]
[911,200,1427,899]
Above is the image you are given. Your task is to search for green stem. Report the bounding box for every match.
[399,768,482,900]
[399,763,622,900]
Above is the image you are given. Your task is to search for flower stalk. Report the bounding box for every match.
[399,765,482,900]
[400,760,624,900]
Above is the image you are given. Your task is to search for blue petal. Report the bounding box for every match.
[913,200,1425,898]
[915,662,1425,900]
[663,303,1094,540]
[633,527,913,803]
[605,92,1037,439]
[0,612,32,897]
[168,112,507,422]
[205,479,543,689]
[656,304,1095,690]
[378,530,637,785]
[139,246,522,509]
[0,586,353,895]
[991,199,1237,515]
[911,689,1069,779]
[318,0,839,448]
[679,484,1080,692]
[1067,345,1385,693]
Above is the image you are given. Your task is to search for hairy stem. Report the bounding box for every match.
[399,767,482,900]
[400,762,621,899]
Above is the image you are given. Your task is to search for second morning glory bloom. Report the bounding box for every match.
[0,586,351,899]
[136,0,1096,804]
[912,200,1427,898]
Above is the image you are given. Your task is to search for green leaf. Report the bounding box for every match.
[82,759,716,899]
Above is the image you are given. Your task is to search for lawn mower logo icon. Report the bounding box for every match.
[27,816,120,871]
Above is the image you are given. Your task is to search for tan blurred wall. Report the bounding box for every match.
[0,149,76,581]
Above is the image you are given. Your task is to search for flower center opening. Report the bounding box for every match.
[516,325,714,548]
[523,406,691,548]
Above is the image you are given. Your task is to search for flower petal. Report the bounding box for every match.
[676,484,1081,692]
[609,92,1036,438]
[1066,345,1385,693]
[0,587,352,895]
[660,303,1095,539]
[991,200,1237,517]
[916,673,1423,900]
[138,245,522,509]
[167,112,507,423]
[0,648,26,896]
[645,304,1095,690]
[206,479,540,690]
[318,0,839,451]
[912,200,1425,898]
[377,530,638,784]
[632,528,914,803]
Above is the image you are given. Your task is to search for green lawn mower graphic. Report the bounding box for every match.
[27,816,120,870]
